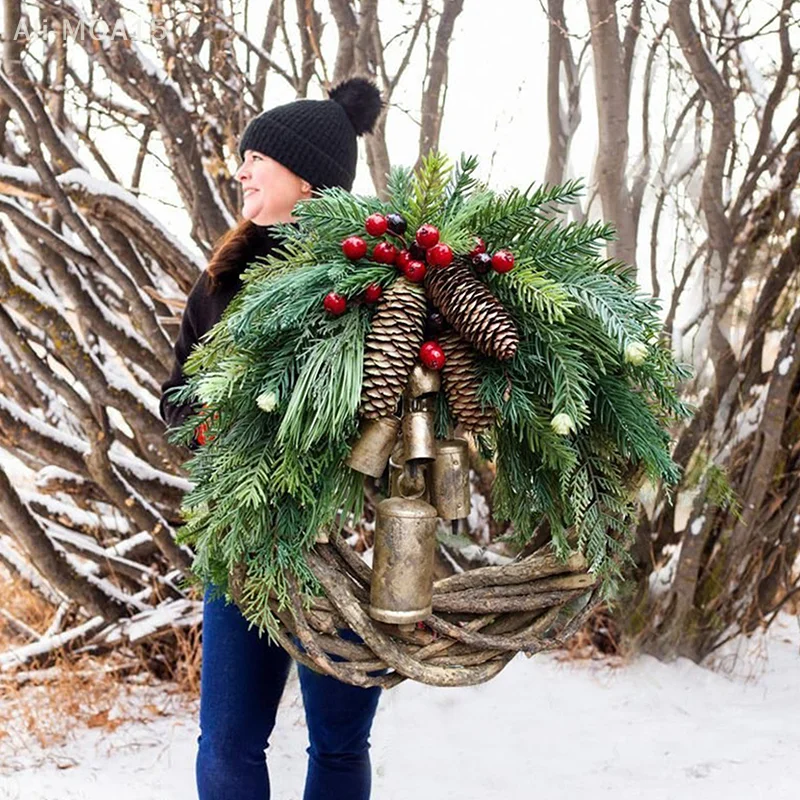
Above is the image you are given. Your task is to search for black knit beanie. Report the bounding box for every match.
[238,77,383,192]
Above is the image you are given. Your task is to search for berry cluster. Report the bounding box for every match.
[467,237,515,275]
[324,214,518,371]
[341,214,456,286]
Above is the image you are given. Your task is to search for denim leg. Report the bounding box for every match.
[196,584,293,800]
[298,628,384,800]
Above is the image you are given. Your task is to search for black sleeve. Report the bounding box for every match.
[159,271,209,435]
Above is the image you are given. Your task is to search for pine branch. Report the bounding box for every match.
[592,372,682,485]
[440,152,481,235]
[405,150,452,231]
[386,164,414,211]
[461,178,586,249]
[277,308,369,452]
[554,268,648,351]
[491,258,576,325]
[292,187,386,242]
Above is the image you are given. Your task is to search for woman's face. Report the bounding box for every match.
[235,151,312,225]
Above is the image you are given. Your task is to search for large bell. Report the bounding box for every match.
[346,415,400,478]
[429,438,471,520]
[369,487,437,625]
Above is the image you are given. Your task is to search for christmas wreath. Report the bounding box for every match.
[166,152,692,687]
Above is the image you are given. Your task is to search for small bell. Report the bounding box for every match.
[346,415,400,478]
[429,438,471,520]
[369,474,437,625]
[402,396,436,464]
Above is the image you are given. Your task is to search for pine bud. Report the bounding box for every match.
[624,341,648,366]
[256,391,278,413]
[550,412,575,436]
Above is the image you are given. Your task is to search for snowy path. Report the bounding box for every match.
[1,613,798,800]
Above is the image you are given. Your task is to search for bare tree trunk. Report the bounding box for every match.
[544,0,582,189]
[585,0,638,266]
[253,0,284,106]
[416,0,465,170]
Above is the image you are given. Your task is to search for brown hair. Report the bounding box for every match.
[206,218,268,293]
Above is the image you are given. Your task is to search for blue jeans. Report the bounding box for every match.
[196,585,383,800]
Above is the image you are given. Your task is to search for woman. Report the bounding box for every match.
[159,77,385,800]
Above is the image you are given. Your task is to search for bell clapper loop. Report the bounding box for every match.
[398,459,427,500]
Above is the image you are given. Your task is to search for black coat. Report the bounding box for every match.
[159,224,285,444]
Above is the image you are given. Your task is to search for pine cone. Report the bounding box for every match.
[426,260,519,360]
[360,277,427,419]
[440,330,496,433]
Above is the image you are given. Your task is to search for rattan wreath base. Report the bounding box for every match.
[229,532,601,689]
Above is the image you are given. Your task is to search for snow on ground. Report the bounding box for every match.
[1,612,798,800]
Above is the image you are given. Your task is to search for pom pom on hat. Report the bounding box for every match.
[328,76,384,136]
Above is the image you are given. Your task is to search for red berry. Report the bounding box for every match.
[469,237,487,258]
[491,249,515,273]
[365,213,388,236]
[415,224,440,249]
[395,249,412,271]
[323,291,347,315]
[419,340,446,370]
[364,283,382,303]
[372,241,398,265]
[342,236,367,260]
[426,243,453,268]
[404,260,427,283]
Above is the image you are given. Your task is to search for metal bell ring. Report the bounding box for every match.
[368,470,437,625]
[429,437,472,521]
[346,415,400,478]
[389,438,430,503]
[406,362,441,398]
[402,395,436,464]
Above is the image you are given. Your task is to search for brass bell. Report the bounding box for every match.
[402,397,436,464]
[369,487,437,625]
[407,363,441,398]
[346,415,400,478]
[429,438,471,520]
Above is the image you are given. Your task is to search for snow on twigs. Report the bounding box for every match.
[55,167,204,273]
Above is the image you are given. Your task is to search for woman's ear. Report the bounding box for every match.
[301,181,312,196]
